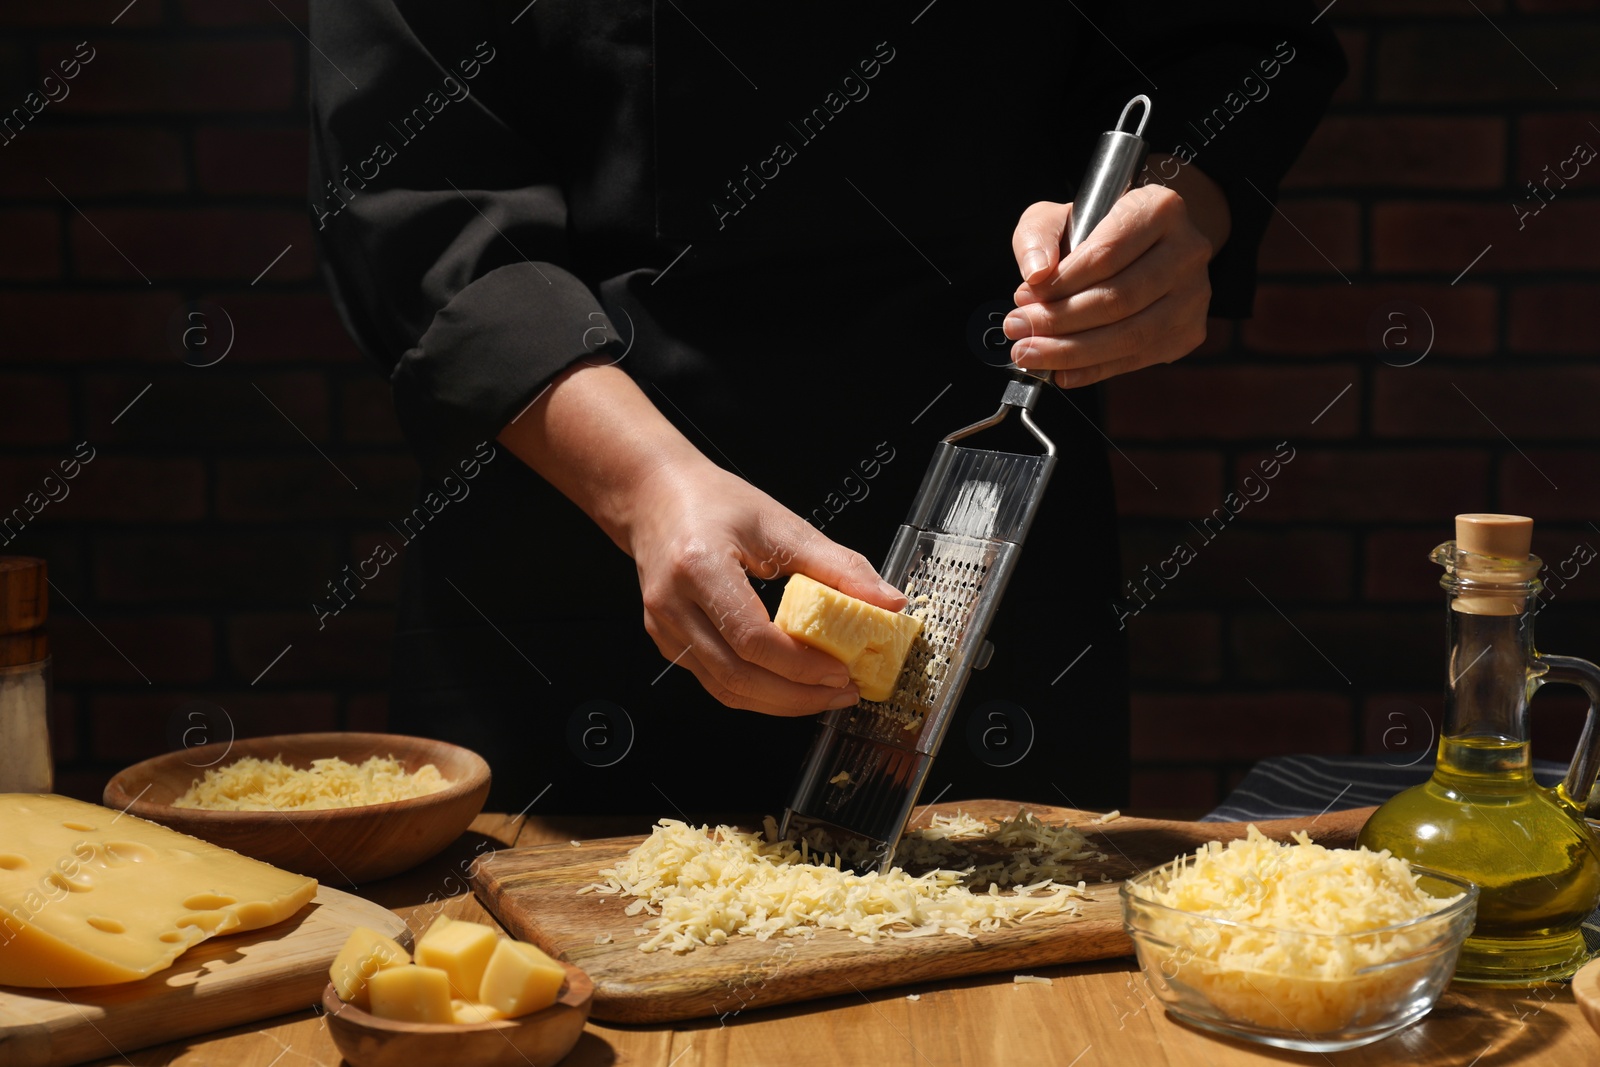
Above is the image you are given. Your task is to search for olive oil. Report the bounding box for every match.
[1359,736,1600,983]
[1358,514,1600,985]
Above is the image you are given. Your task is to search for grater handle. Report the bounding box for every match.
[1067,94,1152,251]
[1016,95,1151,386]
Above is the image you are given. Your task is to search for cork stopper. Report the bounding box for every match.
[1455,513,1533,561]
[0,557,48,668]
[1451,514,1534,616]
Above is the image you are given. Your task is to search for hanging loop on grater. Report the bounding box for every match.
[779,97,1152,872]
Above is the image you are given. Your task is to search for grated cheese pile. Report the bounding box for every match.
[1128,826,1466,1033]
[582,808,1097,954]
[172,754,451,811]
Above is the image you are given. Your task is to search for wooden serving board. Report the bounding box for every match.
[0,886,409,1067]
[470,800,1373,1024]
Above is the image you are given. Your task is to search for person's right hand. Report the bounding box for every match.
[625,455,908,716]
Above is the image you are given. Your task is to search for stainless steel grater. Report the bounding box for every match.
[781,96,1152,871]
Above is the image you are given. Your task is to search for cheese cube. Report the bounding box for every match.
[416,915,500,999]
[329,926,411,1009]
[451,998,507,1025]
[367,964,454,1024]
[0,793,317,988]
[774,574,923,702]
[478,939,566,1018]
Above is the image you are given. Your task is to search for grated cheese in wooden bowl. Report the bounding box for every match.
[581,808,1099,954]
[172,754,451,811]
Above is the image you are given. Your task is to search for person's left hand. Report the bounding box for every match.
[1003,183,1217,388]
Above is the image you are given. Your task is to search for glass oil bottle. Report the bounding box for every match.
[1359,514,1600,984]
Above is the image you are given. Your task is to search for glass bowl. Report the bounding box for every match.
[1120,863,1479,1052]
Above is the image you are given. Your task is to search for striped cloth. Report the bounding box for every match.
[1204,753,1600,954]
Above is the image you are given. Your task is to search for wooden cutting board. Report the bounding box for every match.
[0,886,408,1067]
[470,800,1373,1024]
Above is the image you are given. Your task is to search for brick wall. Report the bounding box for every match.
[1109,0,1600,815]
[1,2,1596,815]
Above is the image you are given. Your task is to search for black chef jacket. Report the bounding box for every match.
[307,1,1344,816]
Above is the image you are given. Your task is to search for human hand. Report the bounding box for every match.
[1004,178,1221,389]
[626,456,907,716]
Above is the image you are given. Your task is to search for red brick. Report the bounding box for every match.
[0,374,71,443]
[1500,451,1600,518]
[0,1,162,24]
[55,41,296,114]
[0,291,179,363]
[88,691,338,763]
[1375,26,1594,103]
[1110,450,1223,518]
[1256,199,1361,275]
[1332,29,1365,104]
[343,378,402,444]
[1363,529,1454,602]
[1533,528,1600,602]
[346,692,390,732]
[1231,607,1437,687]
[229,611,393,684]
[200,292,362,363]
[1360,694,1443,760]
[1105,365,1359,439]
[52,613,215,686]
[1509,284,1600,354]
[71,208,315,282]
[349,530,404,606]
[1132,693,1352,762]
[0,209,60,280]
[94,532,339,604]
[1284,117,1505,189]
[1126,610,1221,684]
[1514,113,1600,182]
[195,126,309,196]
[1243,285,1497,356]
[1129,768,1219,819]
[1121,528,1354,605]
[216,457,418,520]
[1373,366,1600,439]
[0,456,207,523]
[1240,448,1492,522]
[180,0,306,24]
[85,372,331,445]
[0,129,186,198]
[1374,202,1600,273]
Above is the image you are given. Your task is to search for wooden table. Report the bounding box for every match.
[89,813,1599,1067]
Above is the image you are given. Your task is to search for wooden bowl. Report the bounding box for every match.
[1576,956,1600,1038]
[320,961,593,1067]
[103,732,490,885]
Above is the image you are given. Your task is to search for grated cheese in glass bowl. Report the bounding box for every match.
[1120,826,1478,1052]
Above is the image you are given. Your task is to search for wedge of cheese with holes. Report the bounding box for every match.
[774,573,923,702]
[0,793,317,987]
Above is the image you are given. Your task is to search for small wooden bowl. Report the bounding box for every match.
[1576,956,1600,1038]
[103,732,490,885]
[320,962,593,1067]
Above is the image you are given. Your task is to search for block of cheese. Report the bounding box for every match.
[773,573,923,702]
[368,963,454,1024]
[329,926,411,1009]
[478,938,566,1018]
[451,998,506,1024]
[415,914,500,1000]
[0,793,317,988]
